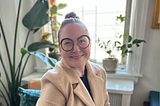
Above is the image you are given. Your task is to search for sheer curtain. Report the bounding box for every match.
[127,0,149,75]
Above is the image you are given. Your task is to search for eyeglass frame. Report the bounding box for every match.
[60,35,91,52]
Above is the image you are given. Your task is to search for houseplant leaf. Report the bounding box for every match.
[21,48,57,68]
[56,3,67,10]
[22,0,49,31]
[128,44,132,48]
[128,35,132,42]
[28,40,57,51]
[50,5,57,16]
[40,32,51,41]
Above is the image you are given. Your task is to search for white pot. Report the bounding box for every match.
[103,58,118,73]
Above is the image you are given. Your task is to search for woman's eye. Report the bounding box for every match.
[64,42,72,45]
[79,40,86,43]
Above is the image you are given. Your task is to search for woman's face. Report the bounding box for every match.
[58,23,91,69]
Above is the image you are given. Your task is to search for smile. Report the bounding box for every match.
[70,54,84,59]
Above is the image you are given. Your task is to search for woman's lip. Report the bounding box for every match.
[70,54,84,59]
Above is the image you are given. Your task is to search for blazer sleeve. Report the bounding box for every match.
[102,69,110,106]
[36,73,66,106]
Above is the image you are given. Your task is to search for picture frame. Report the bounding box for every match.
[152,0,160,29]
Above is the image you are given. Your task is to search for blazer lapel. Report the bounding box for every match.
[61,59,95,106]
[73,80,95,106]
[86,62,104,106]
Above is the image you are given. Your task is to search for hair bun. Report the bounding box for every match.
[65,12,79,19]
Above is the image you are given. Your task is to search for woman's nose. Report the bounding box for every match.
[72,43,81,52]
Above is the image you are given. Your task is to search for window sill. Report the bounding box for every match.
[107,69,142,84]
[96,62,142,84]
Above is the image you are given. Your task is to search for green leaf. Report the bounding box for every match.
[136,43,140,47]
[107,40,110,44]
[132,39,138,44]
[29,50,57,68]
[124,49,128,54]
[21,48,29,56]
[53,26,59,31]
[98,43,101,46]
[57,13,63,16]
[107,50,111,54]
[50,5,57,16]
[137,39,146,43]
[128,44,132,48]
[105,45,107,49]
[56,3,67,10]
[123,33,128,36]
[115,41,121,45]
[28,40,57,51]
[116,14,125,23]
[128,35,132,42]
[119,34,123,38]
[55,21,61,27]
[127,51,133,53]
[121,44,126,50]
[122,54,126,58]
[40,32,51,41]
[22,0,49,31]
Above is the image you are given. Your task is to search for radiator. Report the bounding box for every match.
[109,93,122,106]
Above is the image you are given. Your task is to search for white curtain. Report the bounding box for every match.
[127,0,149,75]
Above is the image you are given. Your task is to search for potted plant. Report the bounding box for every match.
[0,0,66,105]
[97,14,146,73]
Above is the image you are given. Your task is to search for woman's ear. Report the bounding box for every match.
[58,45,61,54]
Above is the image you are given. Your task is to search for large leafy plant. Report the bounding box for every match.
[0,0,66,105]
[98,14,146,58]
[27,1,67,53]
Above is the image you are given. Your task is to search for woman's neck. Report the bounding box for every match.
[74,66,85,77]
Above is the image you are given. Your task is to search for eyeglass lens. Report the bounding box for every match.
[61,35,90,52]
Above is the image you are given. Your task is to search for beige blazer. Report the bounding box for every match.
[36,59,110,106]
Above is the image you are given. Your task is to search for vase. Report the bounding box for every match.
[103,58,118,73]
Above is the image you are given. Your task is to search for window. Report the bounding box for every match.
[56,0,129,71]
[44,0,149,77]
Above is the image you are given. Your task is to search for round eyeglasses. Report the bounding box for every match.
[60,35,90,52]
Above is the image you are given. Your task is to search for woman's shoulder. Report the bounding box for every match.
[42,63,68,82]
[88,61,107,78]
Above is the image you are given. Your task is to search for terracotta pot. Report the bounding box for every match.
[103,58,118,73]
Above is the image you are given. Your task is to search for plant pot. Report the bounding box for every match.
[103,58,118,73]
[48,52,61,61]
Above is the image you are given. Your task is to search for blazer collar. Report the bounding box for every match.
[59,59,104,106]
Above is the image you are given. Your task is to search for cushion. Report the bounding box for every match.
[149,91,159,106]
[18,87,41,106]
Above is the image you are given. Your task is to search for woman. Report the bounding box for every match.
[36,12,110,106]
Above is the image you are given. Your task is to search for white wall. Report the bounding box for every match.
[131,0,160,106]
[0,0,37,105]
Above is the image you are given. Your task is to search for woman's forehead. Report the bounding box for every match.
[60,23,89,40]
